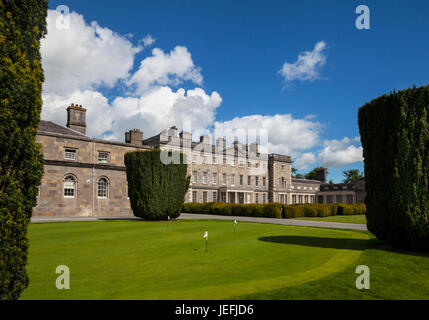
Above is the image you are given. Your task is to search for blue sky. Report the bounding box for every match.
[43,0,429,182]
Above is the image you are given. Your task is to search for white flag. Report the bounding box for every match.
[234,220,237,225]
[203,231,208,239]
[168,216,170,221]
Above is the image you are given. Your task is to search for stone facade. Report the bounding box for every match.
[316,178,366,205]
[34,105,364,217]
[34,106,151,217]
[144,127,325,206]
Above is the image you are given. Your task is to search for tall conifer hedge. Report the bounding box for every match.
[124,150,190,220]
[0,0,48,299]
[358,85,429,251]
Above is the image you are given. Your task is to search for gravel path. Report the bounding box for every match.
[31,213,367,231]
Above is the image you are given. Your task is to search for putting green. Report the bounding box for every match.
[21,220,370,300]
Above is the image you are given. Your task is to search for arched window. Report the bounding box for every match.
[97,177,109,199]
[64,175,77,198]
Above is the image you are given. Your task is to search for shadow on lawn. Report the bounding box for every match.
[258,235,376,251]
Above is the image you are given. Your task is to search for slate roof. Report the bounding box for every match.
[38,120,87,138]
[292,178,323,184]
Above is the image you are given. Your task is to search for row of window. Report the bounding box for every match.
[63,174,111,199]
[318,194,355,204]
[191,191,268,204]
[291,194,315,205]
[64,148,110,164]
[191,154,268,169]
[192,172,267,187]
[278,177,288,188]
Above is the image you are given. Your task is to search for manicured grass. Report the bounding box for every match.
[294,215,367,225]
[21,220,428,300]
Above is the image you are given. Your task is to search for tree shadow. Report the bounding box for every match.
[258,235,429,257]
[373,244,429,258]
[258,235,375,251]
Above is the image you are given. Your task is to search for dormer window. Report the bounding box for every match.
[64,148,77,160]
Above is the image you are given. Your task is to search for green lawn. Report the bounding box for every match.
[21,220,429,300]
[294,215,367,224]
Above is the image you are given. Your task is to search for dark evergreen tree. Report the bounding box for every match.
[305,167,328,180]
[124,150,190,220]
[359,85,429,251]
[0,0,48,299]
[342,169,364,183]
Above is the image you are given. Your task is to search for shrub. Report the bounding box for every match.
[292,205,307,218]
[282,205,294,218]
[359,85,429,251]
[337,204,355,216]
[253,204,265,217]
[231,203,246,216]
[261,203,283,219]
[211,202,232,216]
[183,202,366,220]
[125,150,190,220]
[0,0,48,300]
[314,204,330,217]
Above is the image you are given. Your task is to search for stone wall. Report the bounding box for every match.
[34,133,150,217]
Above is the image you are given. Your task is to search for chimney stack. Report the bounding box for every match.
[315,168,327,184]
[125,129,143,145]
[216,137,226,149]
[67,104,87,135]
[200,135,211,145]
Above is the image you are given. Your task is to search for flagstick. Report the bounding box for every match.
[203,231,208,253]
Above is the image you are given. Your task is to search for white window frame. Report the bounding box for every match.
[98,151,110,164]
[97,177,109,199]
[64,148,77,161]
[63,174,77,198]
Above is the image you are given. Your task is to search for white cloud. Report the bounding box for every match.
[41,10,358,174]
[294,152,317,170]
[128,46,203,94]
[279,41,327,84]
[141,34,156,47]
[108,87,222,140]
[42,86,222,141]
[214,114,322,158]
[317,137,363,167]
[41,10,141,95]
[41,10,218,141]
[42,90,113,137]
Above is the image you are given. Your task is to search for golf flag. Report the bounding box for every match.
[234,220,237,232]
[203,231,208,252]
[168,216,171,221]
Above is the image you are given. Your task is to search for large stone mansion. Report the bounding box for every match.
[33,105,365,217]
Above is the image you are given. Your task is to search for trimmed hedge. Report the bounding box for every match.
[183,202,365,219]
[124,150,190,220]
[359,85,429,251]
[0,0,48,300]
